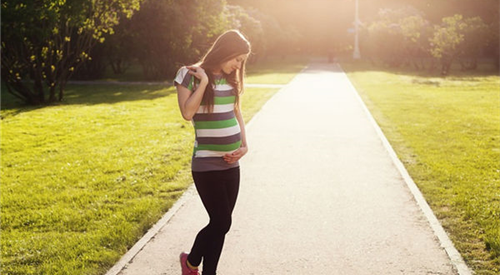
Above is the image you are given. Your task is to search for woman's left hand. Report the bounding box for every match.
[223,146,248,164]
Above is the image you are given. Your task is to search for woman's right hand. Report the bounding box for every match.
[176,66,209,121]
[186,66,208,82]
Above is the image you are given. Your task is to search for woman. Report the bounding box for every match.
[173,30,251,275]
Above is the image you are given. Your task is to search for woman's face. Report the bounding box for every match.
[220,54,248,75]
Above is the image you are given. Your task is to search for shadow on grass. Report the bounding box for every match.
[0,55,308,119]
[1,83,174,118]
[63,84,174,105]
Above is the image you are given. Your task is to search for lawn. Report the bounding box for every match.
[342,62,500,275]
[0,57,307,275]
[245,56,308,84]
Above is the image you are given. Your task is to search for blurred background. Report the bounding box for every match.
[2,0,498,104]
[77,0,500,79]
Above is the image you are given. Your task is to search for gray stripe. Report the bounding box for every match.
[196,133,241,145]
[180,78,233,95]
[192,156,239,172]
[214,89,234,97]
[181,72,193,89]
[193,111,235,122]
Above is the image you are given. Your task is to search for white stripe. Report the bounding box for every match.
[196,103,234,114]
[215,84,233,91]
[196,124,241,138]
[195,149,237,158]
[174,67,189,85]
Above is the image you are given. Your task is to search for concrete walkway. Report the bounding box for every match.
[109,62,467,275]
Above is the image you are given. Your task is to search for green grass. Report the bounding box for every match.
[0,58,307,274]
[245,56,308,84]
[342,62,500,274]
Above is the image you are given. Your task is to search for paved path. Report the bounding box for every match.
[110,62,464,275]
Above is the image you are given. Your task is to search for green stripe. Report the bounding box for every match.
[195,141,242,152]
[194,118,237,129]
[214,96,236,105]
[191,78,227,90]
[215,79,228,85]
[187,76,197,91]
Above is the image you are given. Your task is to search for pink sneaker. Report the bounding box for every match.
[180,252,200,275]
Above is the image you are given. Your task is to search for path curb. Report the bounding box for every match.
[105,186,198,275]
[338,64,473,275]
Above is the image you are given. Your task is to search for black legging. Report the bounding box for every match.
[188,167,240,275]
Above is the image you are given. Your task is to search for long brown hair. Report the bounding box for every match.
[197,30,251,113]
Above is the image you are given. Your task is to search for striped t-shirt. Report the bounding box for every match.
[174,67,241,172]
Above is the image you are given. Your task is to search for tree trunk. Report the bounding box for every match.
[459,59,478,71]
[440,54,454,76]
[58,77,68,102]
[32,58,46,104]
[441,61,452,76]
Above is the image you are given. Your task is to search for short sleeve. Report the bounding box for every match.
[174,67,194,90]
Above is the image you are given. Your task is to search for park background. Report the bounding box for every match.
[1,0,499,274]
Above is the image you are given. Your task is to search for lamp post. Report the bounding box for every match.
[353,0,361,59]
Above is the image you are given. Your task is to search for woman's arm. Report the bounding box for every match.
[223,103,248,164]
[176,66,209,121]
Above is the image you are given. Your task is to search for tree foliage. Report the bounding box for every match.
[458,16,490,70]
[121,0,230,80]
[429,14,490,74]
[3,0,497,94]
[1,0,142,105]
[366,6,431,68]
[365,6,496,74]
[487,22,500,69]
[224,4,302,60]
[224,5,264,63]
[100,0,283,80]
[429,14,467,74]
[399,15,433,69]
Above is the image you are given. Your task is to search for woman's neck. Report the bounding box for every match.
[211,70,224,80]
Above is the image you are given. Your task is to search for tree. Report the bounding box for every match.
[73,16,137,79]
[105,17,136,75]
[224,5,264,63]
[458,17,489,70]
[126,0,229,80]
[71,42,108,80]
[399,15,433,70]
[367,20,405,66]
[366,6,425,67]
[1,0,142,105]
[429,14,467,75]
[242,7,302,59]
[488,22,500,70]
[429,14,491,75]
